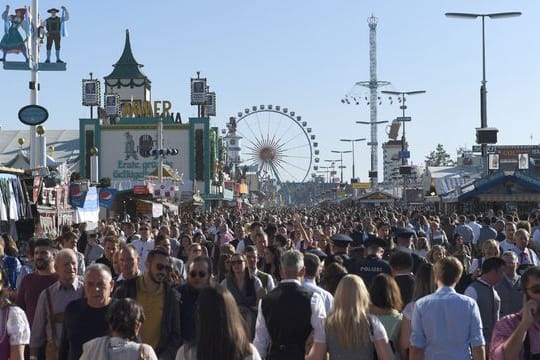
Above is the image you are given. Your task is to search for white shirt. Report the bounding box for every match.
[236,239,247,254]
[532,228,540,247]
[302,278,334,314]
[499,240,519,254]
[131,238,154,273]
[253,279,327,358]
[467,221,482,245]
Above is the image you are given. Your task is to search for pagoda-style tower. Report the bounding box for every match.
[104,29,151,104]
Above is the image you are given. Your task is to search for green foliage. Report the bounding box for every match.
[425,144,452,166]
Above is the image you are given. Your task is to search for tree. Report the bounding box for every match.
[425,144,452,166]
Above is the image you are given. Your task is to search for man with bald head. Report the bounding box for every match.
[59,264,114,360]
[30,248,84,359]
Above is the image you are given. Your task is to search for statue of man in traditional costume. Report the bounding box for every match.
[43,6,69,63]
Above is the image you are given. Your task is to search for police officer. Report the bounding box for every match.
[349,236,391,287]
[330,234,354,272]
[392,227,426,274]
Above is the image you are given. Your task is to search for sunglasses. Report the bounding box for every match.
[189,271,208,278]
[140,228,149,231]
[527,284,540,294]
[230,260,244,265]
[156,263,172,272]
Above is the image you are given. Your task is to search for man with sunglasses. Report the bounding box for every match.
[491,267,540,359]
[113,248,181,360]
[177,256,212,343]
[131,222,155,273]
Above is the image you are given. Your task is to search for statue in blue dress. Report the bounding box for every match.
[0,5,28,62]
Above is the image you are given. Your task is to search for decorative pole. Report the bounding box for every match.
[29,0,39,168]
[158,118,164,183]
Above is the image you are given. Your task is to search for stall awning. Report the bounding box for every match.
[477,193,540,202]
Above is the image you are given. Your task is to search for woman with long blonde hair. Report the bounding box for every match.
[319,275,393,360]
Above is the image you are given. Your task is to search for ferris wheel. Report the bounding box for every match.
[225,105,319,185]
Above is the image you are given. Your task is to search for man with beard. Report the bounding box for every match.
[30,249,83,360]
[58,264,113,360]
[16,238,58,327]
[114,248,181,360]
[177,256,211,343]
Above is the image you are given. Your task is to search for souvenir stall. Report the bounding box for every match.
[0,168,33,242]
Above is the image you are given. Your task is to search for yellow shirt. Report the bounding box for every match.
[136,276,164,349]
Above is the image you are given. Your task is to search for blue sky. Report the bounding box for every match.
[1,0,538,182]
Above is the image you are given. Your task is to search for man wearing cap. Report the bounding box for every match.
[349,236,391,287]
[43,6,69,63]
[331,233,354,272]
[393,228,426,274]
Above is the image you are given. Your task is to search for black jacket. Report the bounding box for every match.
[114,277,182,360]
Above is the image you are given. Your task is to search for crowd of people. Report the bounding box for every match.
[0,205,539,359]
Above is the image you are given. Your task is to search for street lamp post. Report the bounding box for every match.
[331,150,352,184]
[324,159,339,183]
[340,138,366,181]
[445,11,521,158]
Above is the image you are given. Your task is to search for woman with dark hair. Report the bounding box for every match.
[398,263,435,359]
[0,233,21,291]
[369,273,403,356]
[449,233,472,273]
[80,298,157,359]
[176,285,261,360]
[216,253,232,283]
[262,245,282,282]
[221,253,263,339]
[178,234,193,263]
[320,262,348,296]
